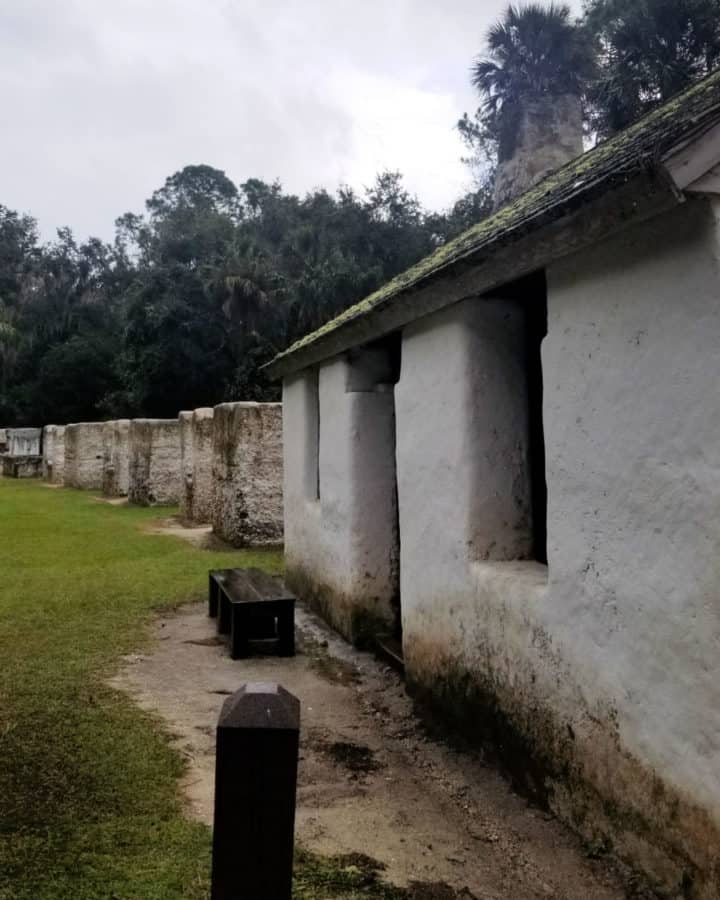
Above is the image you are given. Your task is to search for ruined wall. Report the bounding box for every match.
[64,423,106,489]
[283,356,399,645]
[179,412,194,517]
[395,197,720,898]
[0,429,8,453]
[42,425,66,484]
[102,420,130,497]
[211,402,283,548]
[180,408,215,522]
[7,428,42,457]
[2,456,42,478]
[128,419,181,506]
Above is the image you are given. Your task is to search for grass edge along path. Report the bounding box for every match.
[0,480,426,900]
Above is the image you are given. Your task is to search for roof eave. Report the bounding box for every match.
[265,167,682,381]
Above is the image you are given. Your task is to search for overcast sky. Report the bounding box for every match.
[0,0,580,242]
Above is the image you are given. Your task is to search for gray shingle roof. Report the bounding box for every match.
[267,69,720,378]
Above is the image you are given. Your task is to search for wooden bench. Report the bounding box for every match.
[208,568,296,660]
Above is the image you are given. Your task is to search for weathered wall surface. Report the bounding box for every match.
[64,423,106,490]
[0,429,8,453]
[396,198,720,898]
[179,412,194,517]
[2,456,43,478]
[283,357,399,645]
[7,428,42,457]
[211,402,283,548]
[42,425,66,484]
[180,408,214,522]
[102,420,131,497]
[128,419,181,506]
[493,94,583,210]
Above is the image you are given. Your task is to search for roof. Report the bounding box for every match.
[267,69,720,379]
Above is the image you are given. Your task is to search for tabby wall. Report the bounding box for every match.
[64,423,106,490]
[128,419,181,506]
[42,425,66,484]
[180,408,215,522]
[211,402,283,546]
[102,420,131,497]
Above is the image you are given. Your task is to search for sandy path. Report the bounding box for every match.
[110,601,634,899]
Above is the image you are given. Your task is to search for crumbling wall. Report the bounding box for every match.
[102,420,131,497]
[42,425,66,484]
[2,456,42,478]
[0,429,8,453]
[211,402,283,546]
[128,419,181,506]
[7,428,42,457]
[178,412,194,518]
[64,423,106,490]
[180,408,215,522]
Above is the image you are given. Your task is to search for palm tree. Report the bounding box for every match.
[471,4,596,206]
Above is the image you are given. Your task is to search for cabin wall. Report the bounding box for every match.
[180,408,215,522]
[128,419,181,506]
[211,402,283,546]
[42,425,66,484]
[283,357,398,645]
[64,423,106,490]
[102,420,131,497]
[397,197,720,897]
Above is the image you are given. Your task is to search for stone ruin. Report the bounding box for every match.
[179,408,215,522]
[1,427,43,478]
[128,419,182,506]
[102,420,131,497]
[0,429,7,454]
[42,425,66,484]
[17,404,285,548]
[212,402,283,547]
[64,423,107,490]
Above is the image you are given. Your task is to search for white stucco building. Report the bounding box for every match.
[267,73,720,897]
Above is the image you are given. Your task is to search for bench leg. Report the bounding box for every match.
[218,591,231,635]
[230,606,250,660]
[277,609,295,658]
[209,575,219,618]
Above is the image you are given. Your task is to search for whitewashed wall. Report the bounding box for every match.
[283,357,399,644]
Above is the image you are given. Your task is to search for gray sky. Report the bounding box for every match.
[0,0,580,242]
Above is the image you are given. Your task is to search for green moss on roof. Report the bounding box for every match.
[271,69,720,370]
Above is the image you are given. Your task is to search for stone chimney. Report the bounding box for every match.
[493,93,583,211]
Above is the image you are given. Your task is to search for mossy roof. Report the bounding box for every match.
[268,69,720,377]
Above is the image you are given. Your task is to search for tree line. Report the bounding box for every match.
[2,0,719,426]
[0,170,490,425]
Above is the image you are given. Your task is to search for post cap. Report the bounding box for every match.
[218,683,300,732]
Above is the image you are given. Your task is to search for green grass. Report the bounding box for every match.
[0,479,424,899]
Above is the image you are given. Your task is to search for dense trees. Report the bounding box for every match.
[3,1,719,426]
[0,169,475,426]
[460,0,720,173]
[586,0,720,137]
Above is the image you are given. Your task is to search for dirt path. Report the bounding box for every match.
[111,602,634,899]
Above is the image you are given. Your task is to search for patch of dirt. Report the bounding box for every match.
[143,516,234,550]
[110,601,638,899]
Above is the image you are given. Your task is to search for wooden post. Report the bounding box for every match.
[211,683,300,900]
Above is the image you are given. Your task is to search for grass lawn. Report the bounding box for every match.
[0,479,409,900]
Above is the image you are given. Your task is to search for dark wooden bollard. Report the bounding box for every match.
[211,683,300,900]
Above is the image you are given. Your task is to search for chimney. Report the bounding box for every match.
[493,93,583,211]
